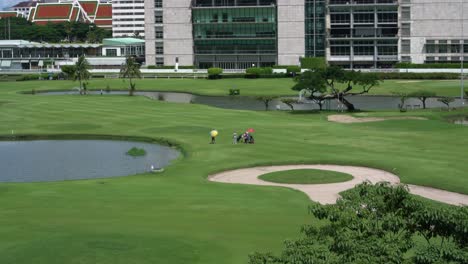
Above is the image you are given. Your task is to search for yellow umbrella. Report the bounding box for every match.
[210,130,218,137]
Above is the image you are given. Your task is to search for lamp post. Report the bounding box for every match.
[462,0,465,105]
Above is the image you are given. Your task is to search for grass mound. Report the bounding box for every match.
[259,169,353,184]
[126,147,146,157]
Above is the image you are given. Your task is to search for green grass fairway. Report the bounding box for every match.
[0,80,467,264]
[5,78,466,96]
[259,169,353,184]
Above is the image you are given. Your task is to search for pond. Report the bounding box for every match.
[40,90,466,111]
[0,140,180,182]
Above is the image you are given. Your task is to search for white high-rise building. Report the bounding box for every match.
[112,0,145,37]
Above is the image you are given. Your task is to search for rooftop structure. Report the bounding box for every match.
[28,0,112,29]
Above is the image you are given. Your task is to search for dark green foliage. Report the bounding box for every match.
[207,68,223,79]
[0,17,110,43]
[409,90,437,109]
[249,183,468,264]
[120,57,142,96]
[300,57,327,69]
[126,147,146,157]
[396,62,468,69]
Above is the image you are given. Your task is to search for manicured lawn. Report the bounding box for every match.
[259,169,353,184]
[0,80,466,264]
[3,78,466,96]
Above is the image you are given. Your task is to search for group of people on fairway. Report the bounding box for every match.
[209,129,255,144]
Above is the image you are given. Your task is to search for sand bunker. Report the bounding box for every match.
[328,115,427,124]
[209,165,468,206]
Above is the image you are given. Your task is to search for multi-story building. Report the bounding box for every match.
[400,0,468,64]
[112,0,145,37]
[144,0,467,69]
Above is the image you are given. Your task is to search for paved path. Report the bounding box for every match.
[208,165,468,206]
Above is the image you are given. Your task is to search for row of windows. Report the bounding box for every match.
[193,7,276,24]
[426,44,468,54]
[330,13,397,24]
[330,46,397,56]
[194,24,276,39]
[193,0,276,7]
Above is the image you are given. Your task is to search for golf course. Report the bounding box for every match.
[0,78,467,263]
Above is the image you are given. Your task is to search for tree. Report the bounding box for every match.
[437,97,455,109]
[393,92,409,112]
[249,182,468,264]
[74,55,91,95]
[292,70,328,110]
[280,98,300,111]
[409,90,437,109]
[256,96,279,111]
[120,56,141,96]
[293,67,382,111]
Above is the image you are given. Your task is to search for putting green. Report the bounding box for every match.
[259,169,353,184]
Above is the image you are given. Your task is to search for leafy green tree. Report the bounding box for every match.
[256,96,279,111]
[292,70,328,110]
[249,182,468,264]
[437,97,455,109]
[293,67,381,111]
[280,98,300,111]
[120,56,141,96]
[74,56,91,95]
[409,90,437,109]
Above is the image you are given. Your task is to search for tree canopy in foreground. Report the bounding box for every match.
[249,182,467,264]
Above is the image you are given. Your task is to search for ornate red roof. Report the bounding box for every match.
[35,4,72,19]
[96,4,112,19]
[79,1,98,17]
[0,12,20,19]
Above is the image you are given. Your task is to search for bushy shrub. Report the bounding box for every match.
[17,74,41,81]
[61,65,76,79]
[300,57,327,69]
[245,67,273,78]
[207,67,223,79]
[229,89,240,96]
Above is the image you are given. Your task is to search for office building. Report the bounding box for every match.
[112,0,145,37]
[144,0,467,69]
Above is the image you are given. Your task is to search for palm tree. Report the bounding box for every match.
[74,55,91,95]
[120,56,141,96]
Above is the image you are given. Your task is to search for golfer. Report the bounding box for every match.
[210,129,218,144]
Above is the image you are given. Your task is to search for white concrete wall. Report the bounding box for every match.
[163,0,194,66]
[407,0,468,64]
[277,0,305,66]
[144,0,156,65]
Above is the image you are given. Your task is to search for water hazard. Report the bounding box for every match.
[0,140,180,182]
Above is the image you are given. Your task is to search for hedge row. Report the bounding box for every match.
[396,62,468,69]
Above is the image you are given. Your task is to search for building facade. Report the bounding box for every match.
[144,0,467,69]
[112,0,145,37]
[400,0,468,64]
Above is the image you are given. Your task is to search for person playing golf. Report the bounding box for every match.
[210,129,218,144]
